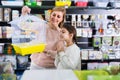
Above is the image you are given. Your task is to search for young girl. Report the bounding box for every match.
[46,23,81,69]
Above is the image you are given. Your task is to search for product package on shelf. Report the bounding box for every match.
[102,37,112,46]
[98,62,109,69]
[74,0,88,7]
[4,55,17,70]
[1,27,7,38]
[115,51,120,59]
[12,10,19,20]
[44,9,52,22]
[55,0,71,7]
[1,26,14,38]
[0,55,5,62]
[0,61,14,74]
[93,37,101,48]
[0,27,2,38]
[0,45,3,54]
[81,50,88,60]
[6,26,13,38]
[1,0,24,6]
[4,8,11,22]
[89,50,102,60]
[25,0,42,6]
[3,43,16,55]
[113,36,120,46]
[10,14,47,56]
[0,55,17,70]
[87,62,98,70]
[0,8,3,21]
[109,62,120,67]
[17,55,29,69]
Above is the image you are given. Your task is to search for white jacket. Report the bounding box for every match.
[55,44,81,70]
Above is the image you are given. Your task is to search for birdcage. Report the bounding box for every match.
[10,14,46,56]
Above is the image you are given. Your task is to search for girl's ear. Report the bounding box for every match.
[70,33,73,39]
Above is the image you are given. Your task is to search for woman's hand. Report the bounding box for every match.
[30,53,55,68]
[21,6,31,15]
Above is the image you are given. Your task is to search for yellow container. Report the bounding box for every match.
[55,1,71,7]
[12,43,46,56]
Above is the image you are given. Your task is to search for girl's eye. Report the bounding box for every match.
[62,30,65,33]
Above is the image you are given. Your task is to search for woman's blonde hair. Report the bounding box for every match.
[51,7,66,28]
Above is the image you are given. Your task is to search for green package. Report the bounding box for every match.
[93,37,101,47]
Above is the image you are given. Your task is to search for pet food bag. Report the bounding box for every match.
[10,14,46,56]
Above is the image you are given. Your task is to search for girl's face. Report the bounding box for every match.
[50,11,64,26]
[61,28,73,43]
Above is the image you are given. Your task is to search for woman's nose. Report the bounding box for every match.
[53,16,58,19]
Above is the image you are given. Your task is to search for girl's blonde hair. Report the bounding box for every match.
[51,7,66,28]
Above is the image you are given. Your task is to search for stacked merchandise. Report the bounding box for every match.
[0,62,16,80]
[0,43,29,71]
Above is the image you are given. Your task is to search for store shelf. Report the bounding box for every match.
[93,35,120,37]
[2,6,119,10]
[0,22,11,26]
[0,5,22,8]
[0,38,11,43]
[0,0,120,10]
[77,42,90,44]
[82,59,120,63]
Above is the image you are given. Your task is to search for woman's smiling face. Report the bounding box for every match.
[50,11,64,26]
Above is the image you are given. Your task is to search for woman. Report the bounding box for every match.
[22,6,66,69]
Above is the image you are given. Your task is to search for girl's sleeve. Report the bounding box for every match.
[54,54,60,67]
[56,46,80,69]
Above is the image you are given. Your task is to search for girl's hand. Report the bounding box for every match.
[57,40,65,52]
[44,50,57,58]
[21,6,31,15]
